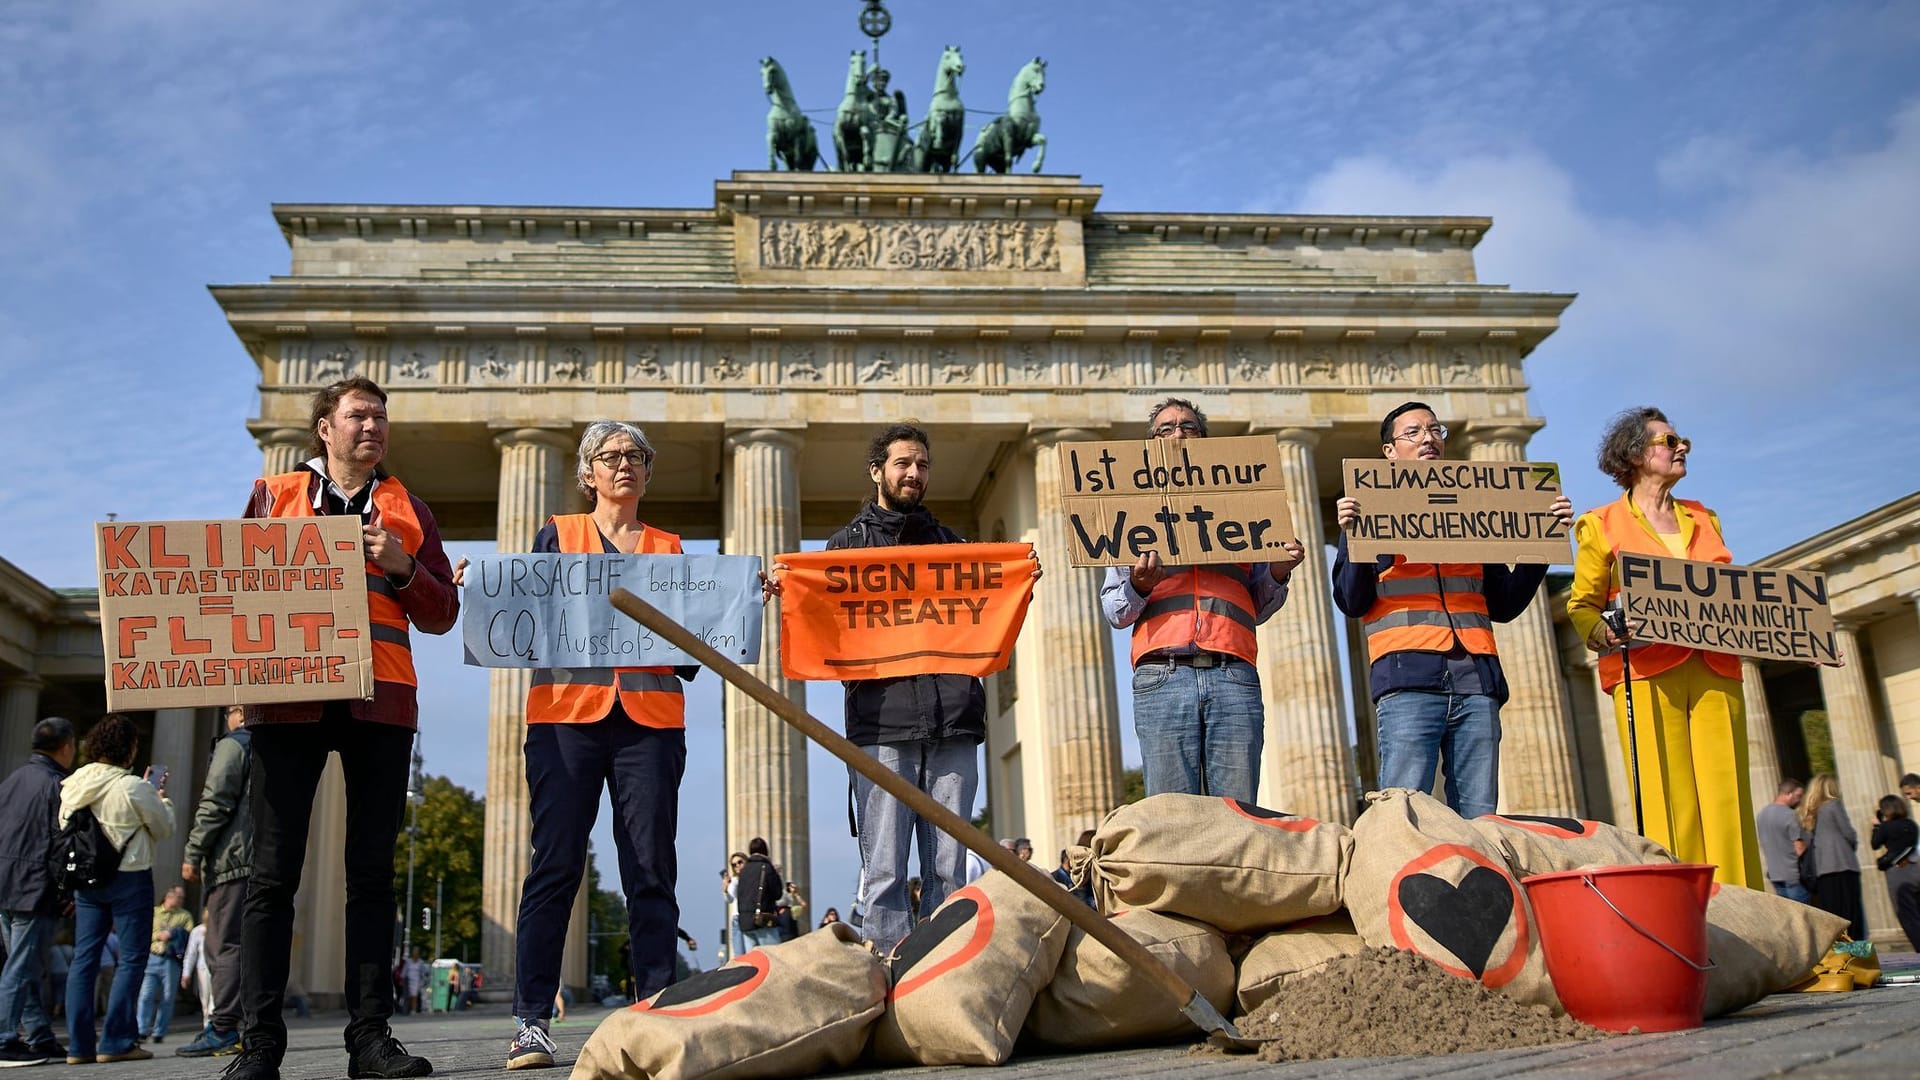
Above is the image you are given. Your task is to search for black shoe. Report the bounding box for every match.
[347,1030,432,1079]
[0,1039,50,1068]
[24,1040,63,1060]
[221,1046,281,1080]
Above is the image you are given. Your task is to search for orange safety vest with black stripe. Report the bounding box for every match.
[262,471,420,689]
[1361,561,1498,664]
[1129,564,1261,666]
[1592,495,1741,692]
[524,515,686,729]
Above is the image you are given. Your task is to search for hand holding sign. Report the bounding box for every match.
[1342,459,1572,564]
[362,505,414,578]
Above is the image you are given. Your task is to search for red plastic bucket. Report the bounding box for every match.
[1521,864,1716,1033]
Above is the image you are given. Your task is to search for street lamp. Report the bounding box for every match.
[402,736,425,959]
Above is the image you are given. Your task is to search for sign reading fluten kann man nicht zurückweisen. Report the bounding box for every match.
[96,517,375,710]
[1342,459,1571,564]
[461,553,764,668]
[1058,435,1294,567]
[1616,552,1841,666]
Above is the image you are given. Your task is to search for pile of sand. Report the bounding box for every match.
[1236,947,1606,1063]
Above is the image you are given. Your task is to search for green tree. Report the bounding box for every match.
[1120,766,1145,805]
[1800,710,1836,778]
[394,774,485,961]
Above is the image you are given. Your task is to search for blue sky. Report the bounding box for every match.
[3,1,1918,958]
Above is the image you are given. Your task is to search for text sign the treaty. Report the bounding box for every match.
[1058,435,1294,567]
[462,553,764,668]
[1617,552,1840,666]
[97,517,375,710]
[1342,459,1572,564]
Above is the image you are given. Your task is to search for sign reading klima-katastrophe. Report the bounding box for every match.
[461,553,763,668]
[1617,552,1840,666]
[1058,435,1294,567]
[1343,459,1570,564]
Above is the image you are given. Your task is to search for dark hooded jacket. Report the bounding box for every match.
[825,501,987,746]
[0,753,69,915]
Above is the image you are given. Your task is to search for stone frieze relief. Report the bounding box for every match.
[757,217,1061,272]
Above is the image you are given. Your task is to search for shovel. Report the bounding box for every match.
[608,587,1258,1050]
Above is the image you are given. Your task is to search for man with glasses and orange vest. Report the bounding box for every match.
[1101,397,1306,803]
[1332,401,1572,819]
[227,376,457,1080]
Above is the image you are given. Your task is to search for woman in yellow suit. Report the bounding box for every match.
[1569,406,1763,888]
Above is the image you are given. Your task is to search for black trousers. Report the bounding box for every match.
[239,719,412,1057]
[1813,869,1867,941]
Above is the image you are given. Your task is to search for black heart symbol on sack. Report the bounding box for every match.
[646,962,757,1009]
[889,897,978,980]
[1396,866,1515,978]
[1494,813,1585,835]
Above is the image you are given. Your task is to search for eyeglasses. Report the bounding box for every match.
[1151,420,1204,437]
[1646,433,1691,452]
[591,450,652,470]
[1391,424,1449,444]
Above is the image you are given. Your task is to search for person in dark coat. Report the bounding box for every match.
[0,718,76,1066]
[1871,794,1920,949]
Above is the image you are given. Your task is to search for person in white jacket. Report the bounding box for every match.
[59,714,174,1065]
[182,919,213,1022]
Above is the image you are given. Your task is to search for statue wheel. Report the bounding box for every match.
[859,6,891,37]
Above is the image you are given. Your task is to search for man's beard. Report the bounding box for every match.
[881,478,925,511]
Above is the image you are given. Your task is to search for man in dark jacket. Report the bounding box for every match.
[0,717,75,1066]
[826,423,986,957]
[175,705,251,1057]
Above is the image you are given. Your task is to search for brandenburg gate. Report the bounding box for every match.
[212,169,1580,987]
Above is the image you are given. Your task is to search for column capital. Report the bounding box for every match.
[0,674,44,693]
[249,425,309,452]
[1460,417,1546,447]
[724,426,804,454]
[1023,425,1103,453]
[1247,422,1331,447]
[490,427,575,455]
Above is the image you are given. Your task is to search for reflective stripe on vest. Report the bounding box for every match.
[1361,560,1497,663]
[261,471,420,688]
[523,514,687,729]
[1592,496,1742,692]
[1129,565,1261,666]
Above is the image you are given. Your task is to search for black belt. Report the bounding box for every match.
[1147,651,1230,669]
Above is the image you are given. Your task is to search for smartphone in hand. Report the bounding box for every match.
[144,764,168,790]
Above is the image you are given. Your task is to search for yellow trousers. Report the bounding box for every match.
[1610,654,1764,889]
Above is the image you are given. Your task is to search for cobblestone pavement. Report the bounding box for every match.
[54,983,1920,1079]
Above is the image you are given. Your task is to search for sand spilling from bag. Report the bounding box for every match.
[1236,947,1606,1062]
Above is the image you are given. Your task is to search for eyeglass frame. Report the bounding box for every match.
[1151,420,1205,437]
[1389,424,1449,444]
[1646,433,1691,452]
[590,449,654,470]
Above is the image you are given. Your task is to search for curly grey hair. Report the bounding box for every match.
[1596,406,1669,490]
[576,420,655,505]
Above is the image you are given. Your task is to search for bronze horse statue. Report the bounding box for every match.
[832,50,869,172]
[761,56,819,171]
[974,57,1046,174]
[914,45,966,174]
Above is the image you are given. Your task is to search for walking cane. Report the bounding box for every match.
[608,587,1255,1049]
[1603,608,1644,837]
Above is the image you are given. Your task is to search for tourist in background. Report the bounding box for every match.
[182,915,213,1025]
[733,839,785,950]
[1569,406,1763,889]
[1872,794,1920,948]
[177,703,252,1057]
[61,713,174,1064]
[1755,779,1811,903]
[0,717,76,1067]
[1799,774,1865,939]
[137,884,192,1044]
[1103,397,1303,803]
[818,908,841,929]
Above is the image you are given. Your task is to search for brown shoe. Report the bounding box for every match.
[96,1047,154,1063]
[65,1057,95,1065]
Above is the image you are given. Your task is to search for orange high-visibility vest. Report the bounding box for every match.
[525,515,686,729]
[263,471,421,689]
[1592,495,1741,691]
[1361,560,1498,664]
[1129,564,1261,666]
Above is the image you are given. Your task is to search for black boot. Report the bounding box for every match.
[221,1045,282,1080]
[346,1026,433,1079]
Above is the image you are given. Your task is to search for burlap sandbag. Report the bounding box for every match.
[1086,793,1352,933]
[869,869,1071,1066]
[1347,788,1559,1012]
[1701,882,1848,1018]
[1023,908,1233,1049]
[1234,910,1367,1017]
[571,922,886,1080]
[1471,813,1675,878]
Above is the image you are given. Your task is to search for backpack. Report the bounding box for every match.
[48,805,122,894]
[735,858,784,934]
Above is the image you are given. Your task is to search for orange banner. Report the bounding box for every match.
[777,543,1036,681]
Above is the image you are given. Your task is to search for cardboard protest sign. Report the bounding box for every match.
[97,518,373,710]
[1617,552,1839,665]
[777,543,1035,681]
[1342,458,1570,564]
[460,553,762,668]
[1057,435,1294,567]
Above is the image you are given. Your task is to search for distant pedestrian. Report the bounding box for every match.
[0,717,76,1067]
[1903,773,1920,809]
[819,908,841,928]
[137,884,192,1043]
[1871,795,1920,949]
[176,702,250,1058]
[1800,774,1866,939]
[1756,779,1811,903]
[734,839,785,950]
[181,917,213,1023]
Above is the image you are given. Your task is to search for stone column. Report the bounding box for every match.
[257,427,308,478]
[0,676,42,777]
[481,428,574,984]
[1741,660,1782,812]
[722,429,810,888]
[1343,622,1380,794]
[1820,623,1895,937]
[1466,426,1582,816]
[149,708,200,897]
[1249,426,1354,824]
[1026,430,1123,846]
[1585,660,1637,827]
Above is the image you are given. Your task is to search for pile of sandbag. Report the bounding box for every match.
[571,789,1848,1079]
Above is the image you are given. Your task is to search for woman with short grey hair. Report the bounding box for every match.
[574,421,654,506]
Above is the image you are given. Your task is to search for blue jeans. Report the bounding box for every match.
[741,927,783,951]
[0,911,56,1045]
[1772,880,1813,904]
[68,869,153,1059]
[137,954,181,1038]
[1375,690,1501,819]
[852,737,979,957]
[1132,657,1263,802]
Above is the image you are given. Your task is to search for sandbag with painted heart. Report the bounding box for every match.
[1700,881,1848,1018]
[1471,813,1675,878]
[1347,788,1560,1011]
[869,869,1071,1066]
[572,921,887,1080]
[1233,910,1367,1017]
[1085,793,1352,933]
[1023,908,1233,1049]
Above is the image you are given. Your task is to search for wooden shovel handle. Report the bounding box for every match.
[608,587,1212,1023]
